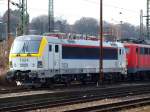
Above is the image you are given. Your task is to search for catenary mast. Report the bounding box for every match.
[48,0,54,32]
[147,0,150,39]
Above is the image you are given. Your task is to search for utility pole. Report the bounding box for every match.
[48,0,54,32]
[8,0,10,38]
[99,0,103,85]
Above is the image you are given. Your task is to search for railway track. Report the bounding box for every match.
[0,83,94,94]
[66,95,150,112]
[0,82,107,94]
[1,83,150,112]
[0,87,31,94]
[0,82,149,94]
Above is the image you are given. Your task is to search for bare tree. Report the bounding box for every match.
[73,17,99,36]
[2,9,20,36]
[30,15,70,34]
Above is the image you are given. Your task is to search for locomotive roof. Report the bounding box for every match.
[45,36,124,48]
[15,35,43,41]
[15,35,124,48]
[124,43,150,48]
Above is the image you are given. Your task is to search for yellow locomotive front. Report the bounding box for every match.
[9,37,41,70]
[7,35,48,86]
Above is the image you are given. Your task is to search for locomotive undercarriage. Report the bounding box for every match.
[7,70,127,87]
[127,71,150,81]
[7,70,47,87]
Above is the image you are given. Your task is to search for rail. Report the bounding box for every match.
[0,84,150,112]
[66,96,150,112]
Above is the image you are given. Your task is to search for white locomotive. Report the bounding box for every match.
[8,35,127,86]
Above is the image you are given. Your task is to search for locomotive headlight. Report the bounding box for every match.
[37,61,43,68]
[9,61,13,68]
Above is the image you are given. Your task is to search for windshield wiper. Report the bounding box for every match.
[16,53,20,56]
[27,53,31,56]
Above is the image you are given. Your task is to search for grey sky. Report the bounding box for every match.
[0,0,146,25]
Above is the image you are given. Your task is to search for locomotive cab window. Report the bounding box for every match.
[136,48,138,54]
[11,40,41,54]
[55,45,59,53]
[49,45,52,52]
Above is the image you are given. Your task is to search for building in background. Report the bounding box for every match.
[104,25,121,41]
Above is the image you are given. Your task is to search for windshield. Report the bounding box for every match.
[11,40,41,54]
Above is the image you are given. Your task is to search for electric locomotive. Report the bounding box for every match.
[125,43,150,80]
[7,35,127,86]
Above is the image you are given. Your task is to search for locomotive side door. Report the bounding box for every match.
[48,44,60,71]
[48,44,54,69]
[53,44,60,70]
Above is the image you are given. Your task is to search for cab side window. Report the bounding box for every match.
[119,49,121,55]
[49,45,52,52]
[55,45,59,53]
[136,48,138,54]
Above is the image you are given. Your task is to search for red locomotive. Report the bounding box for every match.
[125,42,150,80]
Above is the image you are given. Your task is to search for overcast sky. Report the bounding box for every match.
[0,0,146,25]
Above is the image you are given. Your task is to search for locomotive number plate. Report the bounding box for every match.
[20,63,28,67]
